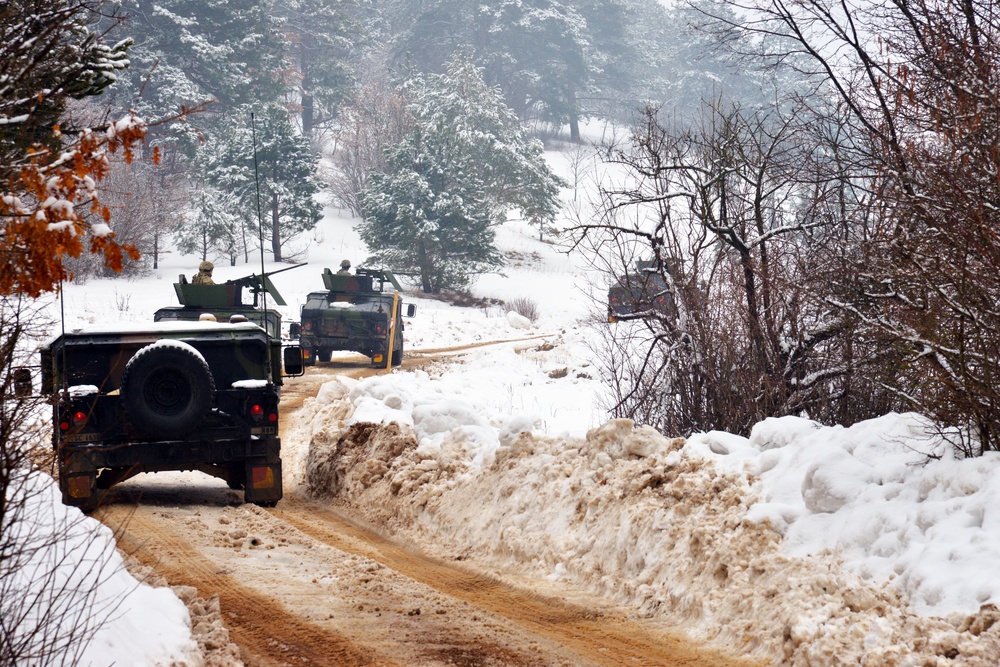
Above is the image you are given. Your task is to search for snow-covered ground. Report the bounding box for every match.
[14,141,1000,665]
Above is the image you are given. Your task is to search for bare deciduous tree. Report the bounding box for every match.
[1,297,129,665]
[575,103,898,436]
[326,62,411,216]
[713,0,1000,452]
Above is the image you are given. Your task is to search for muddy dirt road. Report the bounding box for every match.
[97,345,759,667]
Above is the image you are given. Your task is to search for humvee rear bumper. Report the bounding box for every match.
[57,436,282,510]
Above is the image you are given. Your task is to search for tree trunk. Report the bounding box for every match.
[301,42,314,136]
[302,93,314,137]
[418,240,432,293]
[271,193,282,262]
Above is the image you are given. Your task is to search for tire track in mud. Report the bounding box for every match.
[408,334,555,356]
[273,497,753,667]
[102,506,394,667]
[104,339,757,667]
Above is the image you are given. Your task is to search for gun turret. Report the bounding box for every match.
[174,263,307,308]
[321,267,402,294]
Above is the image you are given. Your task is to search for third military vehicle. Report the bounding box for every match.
[607,260,674,323]
[296,267,415,367]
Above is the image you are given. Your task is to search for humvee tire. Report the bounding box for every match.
[121,341,215,439]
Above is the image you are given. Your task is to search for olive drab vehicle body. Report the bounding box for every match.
[153,263,306,338]
[296,267,416,367]
[39,321,304,511]
[607,260,676,323]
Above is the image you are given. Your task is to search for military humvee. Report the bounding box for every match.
[295,267,416,367]
[153,263,305,338]
[38,321,304,512]
[607,260,674,323]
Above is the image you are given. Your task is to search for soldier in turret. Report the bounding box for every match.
[192,261,215,285]
[337,259,352,275]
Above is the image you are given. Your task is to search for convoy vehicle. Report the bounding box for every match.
[153,263,305,338]
[37,319,303,512]
[607,261,674,323]
[295,267,415,367]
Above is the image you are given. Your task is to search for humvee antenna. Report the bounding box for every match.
[58,275,68,396]
[250,112,272,374]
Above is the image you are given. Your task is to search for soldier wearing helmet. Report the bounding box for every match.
[192,260,215,285]
[337,259,352,275]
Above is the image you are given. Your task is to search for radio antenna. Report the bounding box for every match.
[250,111,273,375]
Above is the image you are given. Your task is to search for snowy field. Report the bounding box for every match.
[14,142,1000,665]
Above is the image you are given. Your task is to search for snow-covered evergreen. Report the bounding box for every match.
[359,54,563,293]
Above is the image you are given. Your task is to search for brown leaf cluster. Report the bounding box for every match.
[0,116,153,298]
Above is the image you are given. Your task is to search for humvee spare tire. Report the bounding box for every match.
[121,340,215,438]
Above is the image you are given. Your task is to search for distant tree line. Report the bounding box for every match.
[0,0,785,291]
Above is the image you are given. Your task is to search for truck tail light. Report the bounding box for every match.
[251,465,276,489]
[67,475,93,499]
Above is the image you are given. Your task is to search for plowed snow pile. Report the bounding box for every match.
[304,362,1000,666]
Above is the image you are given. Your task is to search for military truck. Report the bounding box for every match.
[153,263,305,338]
[296,267,415,367]
[607,260,674,323]
[37,321,304,512]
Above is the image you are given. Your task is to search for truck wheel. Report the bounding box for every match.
[227,465,245,490]
[317,348,332,363]
[122,341,215,439]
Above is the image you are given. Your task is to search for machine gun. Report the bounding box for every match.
[174,262,307,309]
[157,263,307,338]
[320,266,403,294]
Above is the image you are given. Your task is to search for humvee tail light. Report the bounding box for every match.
[249,404,264,423]
[251,466,275,489]
[67,475,92,499]
[72,411,87,426]
[268,412,277,423]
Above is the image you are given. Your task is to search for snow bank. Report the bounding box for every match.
[2,471,200,667]
[304,378,1000,666]
[692,414,1000,617]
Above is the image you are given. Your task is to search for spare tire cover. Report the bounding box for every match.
[121,340,215,438]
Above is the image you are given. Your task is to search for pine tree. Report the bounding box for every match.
[385,0,590,128]
[200,104,322,262]
[359,54,563,293]
[113,0,284,132]
[272,0,365,136]
[174,183,242,263]
[1,0,130,175]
